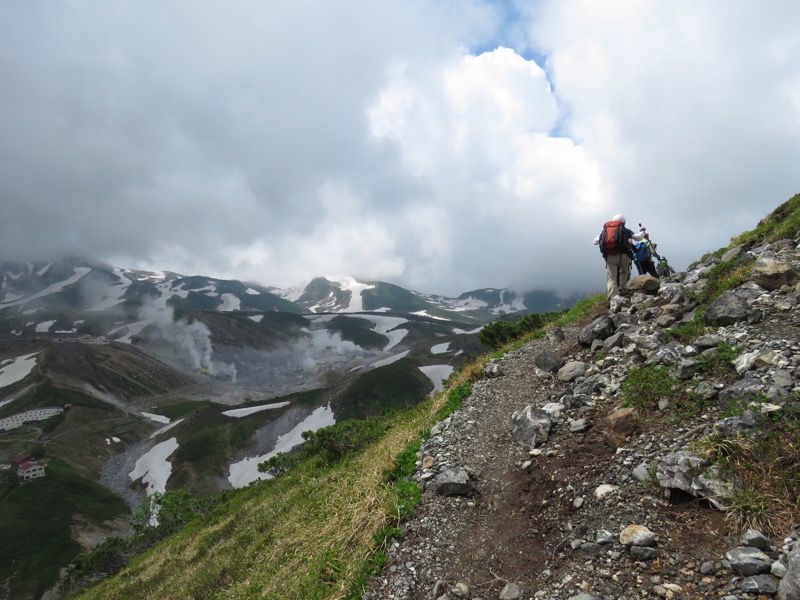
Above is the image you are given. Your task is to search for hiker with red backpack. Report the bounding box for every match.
[593,215,645,300]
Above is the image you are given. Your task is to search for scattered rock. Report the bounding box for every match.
[557,360,588,382]
[511,406,553,449]
[726,546,773,576]
[434,467,474,497]
[535,349,564,373]
[619,524,656,547]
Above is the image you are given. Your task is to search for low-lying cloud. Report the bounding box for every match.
[1,2,797,296]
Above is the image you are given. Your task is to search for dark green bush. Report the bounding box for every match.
[301,418,390,465]
[479,311,564,349]
[258,452,302,477]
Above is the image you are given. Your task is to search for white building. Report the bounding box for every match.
[11,455,46,480]
[0,407,64,432]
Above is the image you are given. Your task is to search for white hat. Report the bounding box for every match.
[612,214,626,223]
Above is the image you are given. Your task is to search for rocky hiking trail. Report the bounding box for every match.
[365,241,800,600]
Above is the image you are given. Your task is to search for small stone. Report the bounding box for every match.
[740,574,778,595]
[596,530,616,545]
[569,418,591,432]
[594,484,619,499]
[630,545,659,561]
[499,582,525,599]
[620,524,656,547]
[700,561,716,575]
[726,546,772,576]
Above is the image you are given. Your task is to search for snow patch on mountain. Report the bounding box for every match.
[271,281,309,303]
[129,437,179,497]
[141,412,171,424]
[431,342,451,355]
[419,365,453,393]
[369,350,410,368]
[333,277,375,312]
[36,320,56,333]
[222,401,291,418]
[352,315,409,351]
[453,326,483,335]
[88,268,132,311]
[218,293,241,311]
[149,418,185,440]
[0,267,91,309]
[227,403,335,488]
[411,310,450,321]
[490,295,526,315]
[0,353,39,389]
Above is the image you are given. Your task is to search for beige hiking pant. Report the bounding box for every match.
[605,253,631,299]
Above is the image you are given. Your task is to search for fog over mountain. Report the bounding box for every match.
[1,2,798,296]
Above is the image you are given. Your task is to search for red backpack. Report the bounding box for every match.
[599,220,626,255]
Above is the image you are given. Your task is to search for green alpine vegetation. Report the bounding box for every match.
[0,460,129,600]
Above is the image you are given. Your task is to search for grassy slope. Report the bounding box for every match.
[732,192,800,246]
[71,402,438,600]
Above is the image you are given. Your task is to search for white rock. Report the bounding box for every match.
[594,484,619,499]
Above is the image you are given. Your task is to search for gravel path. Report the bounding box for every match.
[364,295,793,600]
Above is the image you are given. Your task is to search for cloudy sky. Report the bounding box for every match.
[1,1,798,297]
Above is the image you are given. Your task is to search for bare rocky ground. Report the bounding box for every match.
[365,243,800,600]
[366,319,729,600]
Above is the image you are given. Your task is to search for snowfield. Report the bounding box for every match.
[0,267,91,309]
[129,437,179,496]
[222,401,291,418]
[0,353,39,389]
[369,350,410,369]
[419,365,454,393]
[353,315,409,351]
[88,268,132,311]
[141,412,171,424]
[227,404,335,488]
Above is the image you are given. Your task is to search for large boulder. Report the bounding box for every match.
[511,406,553,449]
[604,407,639,447]
[655,451,708,495]
[726,546,773,576]
[535,349,564,373]
[702,290,750,325]
[558,361,588,382]
[434,466,474,496]
[778,544,800,599]
[626,274,660,293]
[578,316,613,347]
[752,255,800,290]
